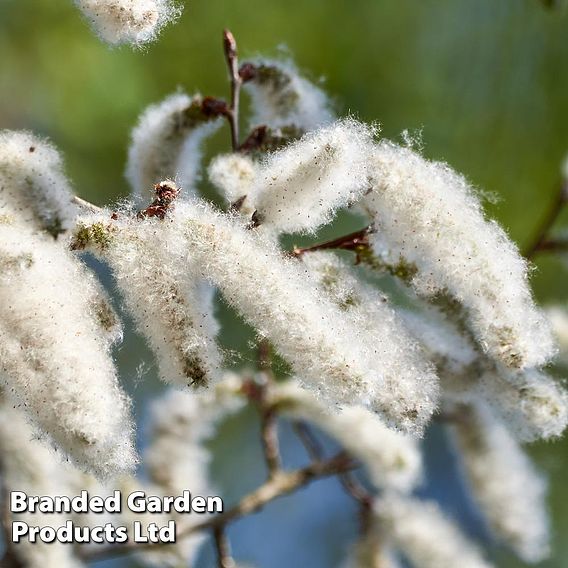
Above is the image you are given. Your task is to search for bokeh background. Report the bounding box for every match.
[1,0,568,566]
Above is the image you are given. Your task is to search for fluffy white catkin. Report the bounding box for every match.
[126,93,221,201]
[477,367,568,443]
[74,0,180,45]
[248,119,374,235]
[448,400,549,563]
[0,398,84,568]
[145,375,244,494]
[72,209,222,387]
[175,200,419,428]
[207,153,258,216]
[364,140,555,370]
[0,229,136,477]
[397,303,568,441]
[0,130,77,236]
[0,133,135,477]
[86,275,124,347]
[342,534,401,568]
[546,305,568,364]
[243,58,334,131]
[376,495,493,568]
[399,306,479,372]
[269,380,423,492]
[140,376,244,566]
[301,251,439,433]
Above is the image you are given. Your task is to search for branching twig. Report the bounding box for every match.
[82,452,356,563]
[291,421,374,535]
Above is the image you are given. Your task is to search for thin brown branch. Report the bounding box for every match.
[291,421,373,535]
[339,471,374,535]
[82,453,356,563]
[223,29,242,151]
[528,238,568,255]
[293,226,373,258]
[524,180,568,259]
[243,370,282,478]
[242,343,281,477]
[293,420,324,462]
[186,452,355,531]
[213,525,236,568]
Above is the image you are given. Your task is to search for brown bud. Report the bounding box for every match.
[223,29,238,59]
[201,96,229,117]
[238,62,257,83]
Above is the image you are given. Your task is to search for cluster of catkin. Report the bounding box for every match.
[1,50,568,568]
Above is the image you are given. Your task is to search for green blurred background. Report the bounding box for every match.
[1,0,568,566]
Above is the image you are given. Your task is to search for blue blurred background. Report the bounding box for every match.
[1,0,568,566]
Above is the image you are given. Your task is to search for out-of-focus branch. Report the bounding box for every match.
[82,452,356,563]
[213,525,236,568]
[260,406,281,477]
[0,484,23,568]
[525,180,568,259]
[244,349,282,478]
[528,238,568,255]
[183,452,355,532]
[339,471,374,535]
[291,420,374,536]
[293,420,324,462]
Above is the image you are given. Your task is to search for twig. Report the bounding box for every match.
[338,471,374,535]
[293,420,324,462]
[213,525,236,568]
[82,452,356,563]
[223,29,242,151]
[528,238,568,255]
[72,195,103,214]
[291,420,373,535]
[293,226,373,258]
[184,452,354,532]
[260,404,281,477]
[525,180,568,259]
[253,340,282,477]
